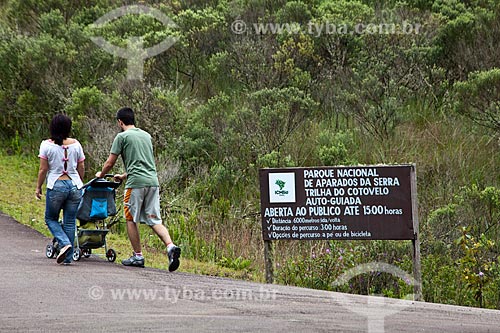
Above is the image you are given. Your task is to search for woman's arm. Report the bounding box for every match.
[36,158,49,200]
[77,160,85,182]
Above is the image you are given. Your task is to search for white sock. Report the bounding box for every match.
[167,243,176,252]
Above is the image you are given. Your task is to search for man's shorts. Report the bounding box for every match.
[123,187,162,226]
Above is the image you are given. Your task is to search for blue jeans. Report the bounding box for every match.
[45,180,82,263]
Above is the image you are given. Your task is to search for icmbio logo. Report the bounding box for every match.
[269,173,295,203]
[274,179,288,196]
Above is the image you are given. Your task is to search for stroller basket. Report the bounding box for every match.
[78,229,109,248]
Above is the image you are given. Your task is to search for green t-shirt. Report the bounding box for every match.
[110,128,159,189]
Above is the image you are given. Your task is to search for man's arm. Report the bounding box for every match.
[96,153,119,178]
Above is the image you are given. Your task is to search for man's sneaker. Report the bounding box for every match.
[168,246,181,272]
[122,254,145,267]
[56,245,72,264]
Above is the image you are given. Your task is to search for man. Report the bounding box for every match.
[96,107,181,271]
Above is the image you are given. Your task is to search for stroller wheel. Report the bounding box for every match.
[82,249,91,258]
[45,244,56,258]
[73,248,82,261]
[106,249,116,262]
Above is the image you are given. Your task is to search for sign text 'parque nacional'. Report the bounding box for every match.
[259,165,417,241]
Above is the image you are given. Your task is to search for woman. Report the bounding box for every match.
[36,114,85,264]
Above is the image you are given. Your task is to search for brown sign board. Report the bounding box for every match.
[259,165,417,241]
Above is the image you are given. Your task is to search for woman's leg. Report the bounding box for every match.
[62,183,82,262]
[45,185,70,248]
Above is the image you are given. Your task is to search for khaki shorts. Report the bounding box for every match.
[123,187,162,226]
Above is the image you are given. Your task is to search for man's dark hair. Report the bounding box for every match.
[116,107,135,126]
[49,113,72,145]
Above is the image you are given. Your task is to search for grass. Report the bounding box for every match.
[0,151,48,235]
[0,149,256,279]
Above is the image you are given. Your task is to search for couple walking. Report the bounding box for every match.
[36,108,180,270]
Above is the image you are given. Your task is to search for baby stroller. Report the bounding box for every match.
[45,175,122,262]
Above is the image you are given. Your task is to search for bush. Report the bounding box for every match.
[454,68,500,133]
[317,129,357,166]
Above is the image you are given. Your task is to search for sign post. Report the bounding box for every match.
[264,240,274,284]
[259,164,422,300]
[410,164,422,300]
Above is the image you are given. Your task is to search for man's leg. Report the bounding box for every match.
[146,187,180,272]
[122,188,145,267]
[146,187,174,247]
[151,224,172,246]
[127,220,142,254]
[121,219,144,267]
[152,223,181,272]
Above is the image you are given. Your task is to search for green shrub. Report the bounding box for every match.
[317,129,357,166]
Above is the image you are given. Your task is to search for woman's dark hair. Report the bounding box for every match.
[49,113,72,145]
[116,107,135,126]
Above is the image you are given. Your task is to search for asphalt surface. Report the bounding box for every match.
[1,211,500,332]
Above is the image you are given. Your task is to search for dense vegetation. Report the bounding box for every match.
[0,0,499,308]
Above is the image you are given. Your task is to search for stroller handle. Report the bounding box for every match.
[83,174,122,189]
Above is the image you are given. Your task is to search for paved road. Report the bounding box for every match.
[1,212,499,332]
